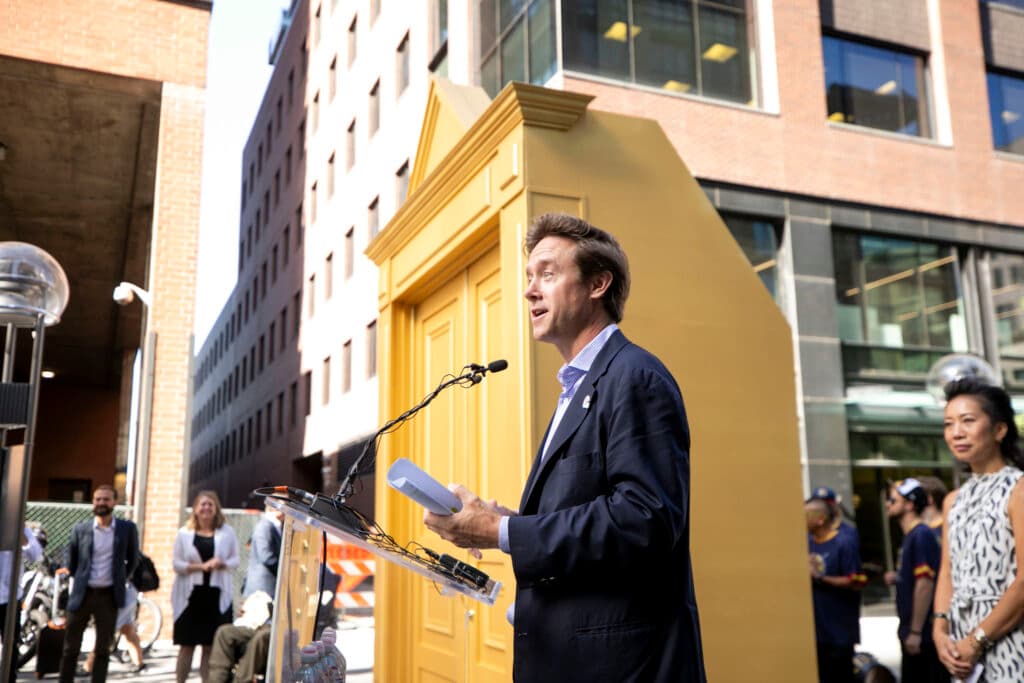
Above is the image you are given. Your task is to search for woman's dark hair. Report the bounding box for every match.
[944,377,1024,470]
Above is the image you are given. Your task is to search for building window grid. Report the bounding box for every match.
[832,231,968,380]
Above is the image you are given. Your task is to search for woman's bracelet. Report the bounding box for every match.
[934,612,949,621]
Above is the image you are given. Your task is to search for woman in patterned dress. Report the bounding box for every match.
[933,378,1024,681]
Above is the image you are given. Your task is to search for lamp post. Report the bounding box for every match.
[0,242,68,683]
[113,281,155,541]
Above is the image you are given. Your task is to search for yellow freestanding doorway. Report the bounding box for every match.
[367,80,818,682]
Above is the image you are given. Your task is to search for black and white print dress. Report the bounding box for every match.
[947,465,1024,682]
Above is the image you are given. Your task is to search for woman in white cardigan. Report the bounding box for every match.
[172,490,239,683]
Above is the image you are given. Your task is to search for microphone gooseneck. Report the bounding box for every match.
[334,359,509,502]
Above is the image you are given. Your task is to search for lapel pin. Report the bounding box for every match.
[582,395,591,410]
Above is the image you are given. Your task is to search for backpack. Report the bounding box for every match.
[131,553,160,592]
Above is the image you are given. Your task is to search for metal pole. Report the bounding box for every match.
[134,330,157,543]
[0,316,46,683]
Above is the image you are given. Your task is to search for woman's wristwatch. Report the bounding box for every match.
[972,627,995,652]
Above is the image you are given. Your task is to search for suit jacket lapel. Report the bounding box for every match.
[81,524,93,569]
[519,331,629,512]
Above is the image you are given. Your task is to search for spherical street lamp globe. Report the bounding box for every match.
[925,353,1000,404]
[0,242,70,326]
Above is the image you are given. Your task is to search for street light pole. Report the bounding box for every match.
[0,243,68,683]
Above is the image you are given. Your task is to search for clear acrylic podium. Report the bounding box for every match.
[264,496,502,682]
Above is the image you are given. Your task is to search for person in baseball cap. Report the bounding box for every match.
[808,485,858,543]
[885,478,943,681]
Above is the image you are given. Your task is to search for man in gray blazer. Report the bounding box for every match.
[242,504,282,598]
[58,485,139,683]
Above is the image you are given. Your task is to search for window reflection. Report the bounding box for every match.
[721,214,779,302]
[989,252,1024,389]
[823,35,930,137]
[479,0,557,97]
[562,0,753,104]
[987,71,1024,154]
[834,232,966,353]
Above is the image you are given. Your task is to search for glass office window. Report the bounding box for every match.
[834,233,966,379]
[562,0,753,105]
[988,252,1024,390]
[479,0,556,98]
[721,214,779,302]
[849,432,947,463]
[983,0,1024,9]
[823,35,931,137]
[987,70,1024,155]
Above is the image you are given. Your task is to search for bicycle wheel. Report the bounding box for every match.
[15,613,43,669]
[134,597,162,651]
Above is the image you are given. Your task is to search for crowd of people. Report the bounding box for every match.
[808,377,1024,683]
[8,213,1024,683]
[0,485,289,683]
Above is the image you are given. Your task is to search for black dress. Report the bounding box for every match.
[172,533,233,645]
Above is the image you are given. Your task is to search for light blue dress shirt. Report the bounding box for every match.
[498,323,619,553]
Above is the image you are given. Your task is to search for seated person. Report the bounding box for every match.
[208,591,273,683]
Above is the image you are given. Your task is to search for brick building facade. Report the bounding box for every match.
[1,0,212,637]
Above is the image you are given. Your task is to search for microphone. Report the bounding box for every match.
[335,359,510,502]
[469,359,508,375]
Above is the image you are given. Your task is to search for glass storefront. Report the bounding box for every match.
[834,232,967,388]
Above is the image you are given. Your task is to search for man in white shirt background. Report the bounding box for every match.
[58,485,138,683]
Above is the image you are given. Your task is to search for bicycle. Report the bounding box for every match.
[113,592,162,662]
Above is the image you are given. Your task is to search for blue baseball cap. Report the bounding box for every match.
[808,486,838,503]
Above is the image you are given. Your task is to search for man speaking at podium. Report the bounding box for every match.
[425,213,706,682]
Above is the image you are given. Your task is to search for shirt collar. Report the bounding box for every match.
[93,518,116,531]
[557,323,618,395]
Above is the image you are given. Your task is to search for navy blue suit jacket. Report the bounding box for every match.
[507,331,706,682]
[67,518,139,612]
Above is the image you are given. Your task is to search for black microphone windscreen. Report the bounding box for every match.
[487,359,508,373]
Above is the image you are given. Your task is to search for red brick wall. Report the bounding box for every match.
[143,81,206,637]
[3,0,211,638]
[0,0,210,88]
[567,0,1024,227]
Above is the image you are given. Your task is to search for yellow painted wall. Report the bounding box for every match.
[368,81,817,682]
